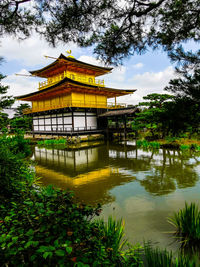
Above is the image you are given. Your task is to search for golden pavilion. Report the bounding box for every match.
[17,53,136,134]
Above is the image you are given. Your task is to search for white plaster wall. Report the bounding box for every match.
[52,118,56,124]
[57,117,63,124]
[39,119,44,125]
[33,125,38,131]
[64,117,72,124]
[74,116,85,128]
[45,125,51,131]
[87,116,97,129]
[76,112,85,116]
[45,118,51,124]
[33,120,38,125]
[39,126,45,131]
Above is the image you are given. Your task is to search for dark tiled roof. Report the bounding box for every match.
[30,54,113,77]
[16,77,136,100]
[99,107,139,117]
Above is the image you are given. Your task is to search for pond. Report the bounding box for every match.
[32,141,200,251]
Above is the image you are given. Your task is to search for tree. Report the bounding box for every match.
[165,47,200,102]
[0,0,199,64]
[14,103,31,117]
[0,58,14,130]
[132,94,175,138]
[10,103,32,132]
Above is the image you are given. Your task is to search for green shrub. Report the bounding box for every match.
[0,188,142,266]
[136,140,160,149]
[38,138,67,146]
[180,144,190,150]
[0,134,33,199]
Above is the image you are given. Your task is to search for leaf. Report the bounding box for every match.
[37,245,49,253]
[43,251,53,259]
[55,249,65,257]
[66,246,73,254]
[26,229,34,236]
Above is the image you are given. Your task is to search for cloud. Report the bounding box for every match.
[130,66,175,93]
[124,196,154,214]
[0,34,81,66]
[107,66,176,105]
[78,55,104,67]
[132,63,144,69]
[2,69,39,107]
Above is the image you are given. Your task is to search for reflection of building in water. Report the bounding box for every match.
[33,145,136,205]
[34,146,100,175]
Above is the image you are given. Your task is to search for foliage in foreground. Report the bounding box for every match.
[168,203,200,246]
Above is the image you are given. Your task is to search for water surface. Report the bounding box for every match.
[33,141,200,250]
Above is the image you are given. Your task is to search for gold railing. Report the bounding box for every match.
[38,71,105,90]
[23,101,126,114]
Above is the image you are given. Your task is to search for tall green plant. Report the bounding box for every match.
[143,242,196,267]
[168,203,200,245]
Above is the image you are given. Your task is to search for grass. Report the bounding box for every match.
[168,202,200,246]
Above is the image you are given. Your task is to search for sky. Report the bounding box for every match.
[0,33,188,107]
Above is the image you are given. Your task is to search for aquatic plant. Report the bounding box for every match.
[143,242,196,267]
[168,202,200,245]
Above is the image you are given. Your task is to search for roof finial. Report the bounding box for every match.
[66,50,74,58]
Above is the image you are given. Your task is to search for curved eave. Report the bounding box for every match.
[16,77,136,101]
[30,53,113,78]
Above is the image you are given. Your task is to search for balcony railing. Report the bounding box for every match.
[23,101,126,114]
[38,71,105,90]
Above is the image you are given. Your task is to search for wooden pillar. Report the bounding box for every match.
[72,109,74,132]
[115,116,118,129]
[85,109,87,130]
[115,97,117,107]
[124,115,127,139]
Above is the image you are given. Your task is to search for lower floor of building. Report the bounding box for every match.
[31,107,107,133]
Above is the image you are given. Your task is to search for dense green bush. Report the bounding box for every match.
[0,134,33,199]
[0,186,142,266]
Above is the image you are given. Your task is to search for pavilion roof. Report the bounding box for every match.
[16,77,136,101]
[99,107,139,117]
[30,54,113,78]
